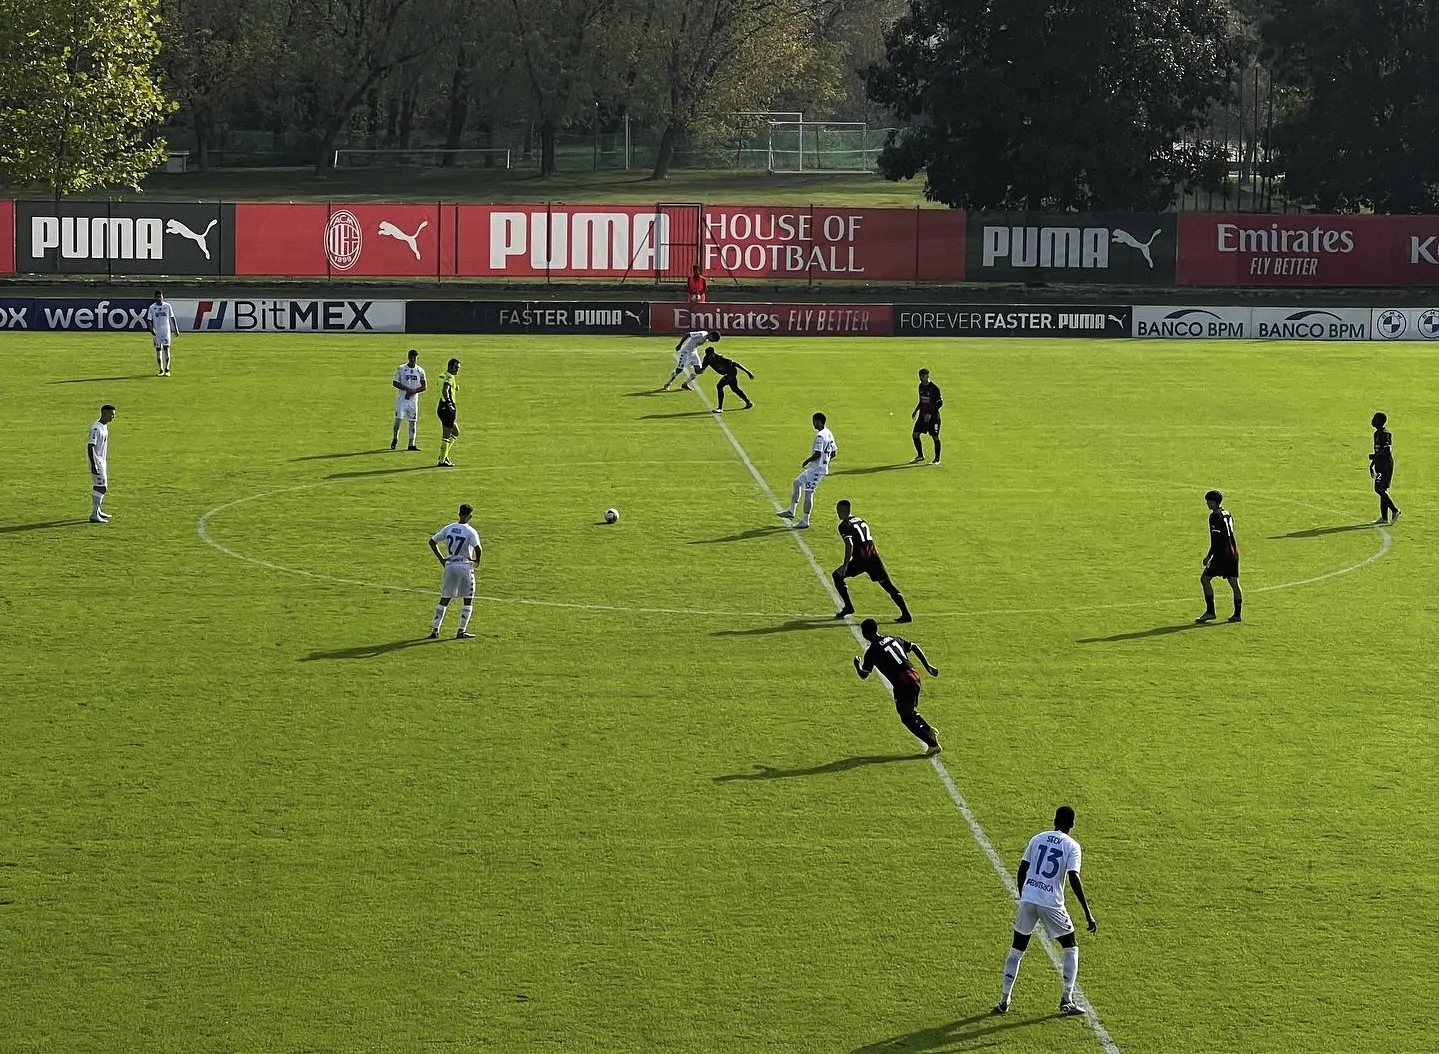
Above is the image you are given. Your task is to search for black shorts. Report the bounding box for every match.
[717,372,742,388]
[1374,469,1393,493]
[913,415,941,438]
[844,555,889,582]
[437,403,457,427]
[1203,559,1240,580]
[892,675,921,709]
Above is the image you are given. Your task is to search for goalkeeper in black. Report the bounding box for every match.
[697,346,754,412]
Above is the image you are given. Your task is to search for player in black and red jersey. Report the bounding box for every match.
[1196,489,1242,624]
[1369,411,1401,524]
[854,618,941,754]
[910,368,943,465]
[832,500,912,622]
[696,346,754,412]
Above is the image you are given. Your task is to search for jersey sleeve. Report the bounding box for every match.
[431,527,448,544]
[395,366,405,384]
[932,385,943,408]
[1067,841,1082,874]
[88,425,100,446]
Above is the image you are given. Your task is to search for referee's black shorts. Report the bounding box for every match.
[437,403,457,428]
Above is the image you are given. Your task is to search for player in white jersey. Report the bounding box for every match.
[87,404,117,522]
[660,329,719,391]
[391,348,427,451]
[428,503,482,639]
[146,291,176,376]
[993,805,1098,1018]
[778,412,837,528]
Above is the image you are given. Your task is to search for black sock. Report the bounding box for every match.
[913,434,924,458]
[1234,597,1243,618]
[898,705,937,747]
[933,438,941,461]
[832,573,852,609]
[1204,596,1215,615]
[884,582,909,616]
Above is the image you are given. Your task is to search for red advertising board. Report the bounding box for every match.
[0,200,14,275]
[651,302,894,336]
[1178,213,1439,286]
[235,203,455,276]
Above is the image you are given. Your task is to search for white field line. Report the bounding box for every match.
[695,390,1122,1054]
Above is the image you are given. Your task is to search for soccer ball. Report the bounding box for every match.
[604,508,620,523]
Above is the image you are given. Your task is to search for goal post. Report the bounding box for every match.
[766,121,877,174]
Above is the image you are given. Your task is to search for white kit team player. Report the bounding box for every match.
[87,404,116,523]
[147,290,176,376]
[778,412,837,529]
[993,805,1099,1018]
[391,348,427,451]
[660,329,719,391]
[428,504,482,639]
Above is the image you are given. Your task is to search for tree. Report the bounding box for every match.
[0,0,172,194]
[865,0,1241,209]
[1263,0,1439,212]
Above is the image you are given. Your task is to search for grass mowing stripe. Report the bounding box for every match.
[691,383,1125,1054]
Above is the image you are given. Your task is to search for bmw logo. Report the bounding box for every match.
[1377,309,1407,339]
[1419,309,1439,340]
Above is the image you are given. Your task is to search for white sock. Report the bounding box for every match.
[457,605,473,632]
[433,604,447,632]
[408,420,417,446]
[92,490,104,516]
[1001,948,1024,1000]
[1062,946,1078,1000]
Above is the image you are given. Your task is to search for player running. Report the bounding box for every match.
[696,345,754,412]
[1370,412,1401,524]
[910,368,942,464]
[992,805,1098,1018]
[661,329,718,391]
[832,500,911,622]
[853,618,940,754]
[1196,489,1242,624]
[147,290,176,376]
[391,349,427,451]
[435,359,461,467]
[778,412,837,529]
[428,503,482,639]
[87,404,116,523]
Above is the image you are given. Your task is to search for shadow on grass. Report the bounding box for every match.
[292,449,390,462]
[49,375,155,384]
[0,518,92,534]
[326,465,437,480]
[1270,522,1378,539]
[714,753,926,782]
[833,462,922,476]
[1078,622,1210,643]
[622,389,666,397]
[712,618,844,637]
[300,637,441,661]
[640,410,714,420]
[688,525,791,544]
[851,1011,1065,1053]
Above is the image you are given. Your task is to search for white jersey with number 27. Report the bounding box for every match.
[1020,829,1082,909]
[432,522,481,563]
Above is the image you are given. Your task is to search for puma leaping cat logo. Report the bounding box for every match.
[165,219,218,259]
[378,220,428,260]
[1112,228,1162,268]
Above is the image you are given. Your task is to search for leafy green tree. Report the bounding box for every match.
[865,0,1241,209]
[0,0,172,194]
[1263,0,1439,211]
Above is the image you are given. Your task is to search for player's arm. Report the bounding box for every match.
[907,641,940,677]
[415,377,426,395]
[932,385,943,411]
[1068,871,1097,932]
[800,450,820,468]
[834,534,854,576]
[393,378,409,392]
[912,398,921,419]
[470,543,482,568]
[852,650,874,680]
[87,440,99,474]
[429,537,446,565]
[1015,857,1030,895]
[736,360,754,379]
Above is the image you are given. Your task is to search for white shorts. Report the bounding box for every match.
[796,465,828,492]
[394,398,418,421]
[1013,901,1075,939]
[153,332,171,349]
[440,561,475,599]
[91,469,108,489]
[679,350,702,371]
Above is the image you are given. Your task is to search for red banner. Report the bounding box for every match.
[1178,213,1439,286]
[0,200,13,275]
[651,302,893,336]
[235,202,454,276]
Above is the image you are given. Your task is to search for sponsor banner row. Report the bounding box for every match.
[1133,306,1439,340]
[0,297,405,332]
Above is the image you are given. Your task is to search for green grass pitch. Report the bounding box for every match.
[2,331,1434,1054]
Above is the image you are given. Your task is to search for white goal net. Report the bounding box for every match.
[765,122,880,174]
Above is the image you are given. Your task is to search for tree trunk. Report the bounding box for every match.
[315,117,346,176]
[479,120,495,167]
[540,119,558,177]
[194,112,211,172]
[398,88,416,150]
[650,122,680,180]
[442,48,470,166]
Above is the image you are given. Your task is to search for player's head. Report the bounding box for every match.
[1054,805,1075,832]
[1204,489,1223,509]
[448,358,461,372]
[1372,411,1387,428]
[836,499,851,519]
[99,404,116,423]
[860,617,879,641]
[918,368,929,381]
[812,412,827,429]
[458,503,473,522]
[153,290,163,303]
[693,264,702,276]
[707,331,721,342]
[407,348,419,363]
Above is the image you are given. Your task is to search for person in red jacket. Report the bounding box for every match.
[686,265,707,304]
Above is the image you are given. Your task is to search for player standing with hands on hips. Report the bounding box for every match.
[428,504,481,639]
[992,805,1098,1018]
[910,368,942,464]
[87,404,116,522]
[391,349,427,451]
[147,291,176,376]
[778,413,837,529]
